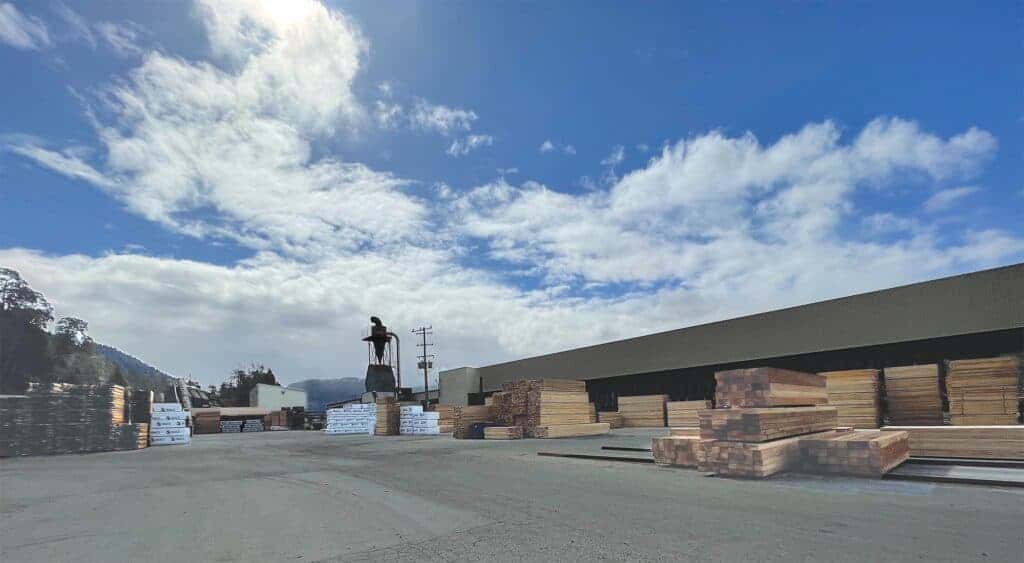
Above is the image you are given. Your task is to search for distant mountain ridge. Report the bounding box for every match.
[291,377,364,411]
[95,343,177,392]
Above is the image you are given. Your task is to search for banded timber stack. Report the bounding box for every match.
[441,263,1024,414]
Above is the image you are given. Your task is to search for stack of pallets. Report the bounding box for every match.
[821,369,881,428]
[666,400,712,428]
[617,395,667,427]
[946,357,1020,425]
[883,365,943,425]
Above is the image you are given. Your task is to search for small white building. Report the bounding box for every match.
[249,384,307,411]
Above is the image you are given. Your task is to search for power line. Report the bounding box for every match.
[411,326,434,405]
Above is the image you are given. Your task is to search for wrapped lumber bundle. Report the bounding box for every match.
[703,435,807,478]
[666,400,712,427]
[374,397,400,436]
[715,368,827,408]
[484,426,523,440]
[882,425,1024,460]
[597,411,623,429]
[651,436,715,468]
[946,357,1020,426]
[325,403,376,435]
[617,395,667,427]
[798,429,909,476]
[192,408,221,434]
[150,404,191,446]
[400,405,441,435]
[242,418,264,432]
[698,406,837,442]
[883,365,942,425]
[220,420,243,433]
[821,370,881,428]
[427,404,456,433]
[452,405,494,439]
[533,422,610,438]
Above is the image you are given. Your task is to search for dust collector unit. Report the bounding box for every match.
[362,316,399,393]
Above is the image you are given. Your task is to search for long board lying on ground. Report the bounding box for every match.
[715,368,827,408]
[883,425,1024,460]
[698,406,838,442]
[799,429,910,477]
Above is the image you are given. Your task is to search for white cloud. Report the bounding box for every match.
[410,100,477,135]
[540,140,575,155]
[601,145,625,167]
[923,186,980,213]
[53,1,95,48]
[374,100,404,129]
[447,134,493,157]
[539,140,555,153]
[0,3,50,50]
[95,21,144,57]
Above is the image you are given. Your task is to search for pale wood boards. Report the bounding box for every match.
[698,406,838,442]
[427,405,456,433]
[666,400,712,428]
[714,368,827,408]
[821,369,881,428]
[883,425,1024,460]
[651,436,715,468]
[617,394,667,427]
[703,435,807,478]
[946,356,1020,426]
[882,364,943,425]
[597,411,623,429]
[374,397,400,436]
[533,422,610,438]
[484,426,523,440]
[669,427,701,437]
[452,405,494,439]
[798,429,910,476]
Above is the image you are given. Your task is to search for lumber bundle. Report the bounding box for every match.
[698,406,838,442]
[526,391,594,427]
[427,405,456,433]
[883,365,943,425]
[798,429,909,476]
[821,369,881,428]
[617,395,667,427]
[136,423,149,449]
[651,436,715,468]
[192,408,221,434]
[670,427,701,437]
[666,400,712,428]
[597,411,623,429]
[484,426,523,440]
[374,397,400,436]
[452,405,494,439]
[946,357,1020,426]
[715,368,827,408]
[494,379,604,438]
[883,425,1024,460]
[702,435,807,478]
[533,422,610,438]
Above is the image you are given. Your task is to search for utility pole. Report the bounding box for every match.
[411,326,434,406]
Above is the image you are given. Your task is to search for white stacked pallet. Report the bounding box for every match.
[325,403,377,435]
[400,405,441,436]
[150,403,191,446]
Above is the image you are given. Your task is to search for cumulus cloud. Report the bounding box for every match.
[410,100,477,135]
[923,186,980,213]
[0,3,50,50]
[447,134,494,157]
[540,140,575,155]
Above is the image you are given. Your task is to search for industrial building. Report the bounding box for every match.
[249,384,308,411]
[439,263,1024,409]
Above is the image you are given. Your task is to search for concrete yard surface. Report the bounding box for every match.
[2,429,1023,562]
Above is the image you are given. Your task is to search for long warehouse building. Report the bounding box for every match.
[439,262,1024,409]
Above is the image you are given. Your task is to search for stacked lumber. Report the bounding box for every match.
[652,435,715,468]
[220,420,243,433]
[670,427,701,437]
[698,406,837,442]
[150,404,191,446]
[666,400,711,428]
[946,357,1020,425]
[192,408,221,434]
[427,405,456,433]
[484,426,523,440]
[703,436,805,478]
[715,368,827,408]
[325,403,375,435]
[374,397,400,436]
[533,422,610,438]
[883,365,943,425]
[597,411,623,429]
[821,370,881,428]
[526,391,593,427]
[452,405,494,439]
[135,423,149,449]
[798,429,909,476]
[617,395,667,427]
[400,405,441,435]
[883,425,1024,460]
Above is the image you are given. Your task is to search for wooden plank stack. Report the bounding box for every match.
[452,405,494,439]
[883,425,1024,460]
[946,357,1020,425]
[597,411,623,429]
[484,426,523,440]
[533,422,610,438]
[883,365,943,425]
[666,400,711,428]
[821,369,881,428]
[490,379,607,438]
[715,368,827,408]
[192,408,221,434]
[427,405,456,433]
[617,395,667,427]
[652,436,715,468]
[699,406,837,442]
[702,436,805,478]
[136,423,149,449]
[798,429,910,476]
[374,397,400,436]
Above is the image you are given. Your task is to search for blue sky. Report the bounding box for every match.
[1,1,1021,386]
